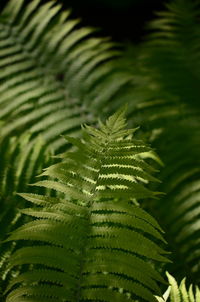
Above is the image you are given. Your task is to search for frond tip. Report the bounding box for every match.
[155,272,200,302]
[5,110,168,302]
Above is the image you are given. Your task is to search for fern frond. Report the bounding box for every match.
[5,110,168,302]
[120,0,200,282]
[0,133,52,296]
[154,124,200,282]
[143,0,200,107]
[1,0,200,291]
[155,272,200,301]
[138,6,200,276]
[0,0,134,151]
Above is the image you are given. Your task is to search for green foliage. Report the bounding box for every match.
[132,0,200,282]
[120,0,200,282]
[0,133,52,298]
[0,0,200,300]
[0,0,133,150]
[144,0,200,107]
[156,273,200,302]
[4,110,168,302]
[0,0,134,295]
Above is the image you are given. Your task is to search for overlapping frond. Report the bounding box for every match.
[0,0,134,151]
[5,110,168,302]
[0,0,137,295]
[152,122,200,283]
[120,0,200,283]
[138,0,200,282]
[0,133,52,297]
[1,0,200,295]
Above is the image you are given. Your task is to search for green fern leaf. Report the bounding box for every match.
[155,272,200,302]
[121,0,200,282]
[5,110,168,302]
[0,0,133,150]
[0,133,53,296]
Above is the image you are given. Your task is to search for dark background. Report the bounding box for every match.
[59,0,166,43]
[1,0,167,43]
[58,0,166,42]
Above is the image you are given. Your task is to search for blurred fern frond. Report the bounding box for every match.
[121,0,200,283]
[143,0,200,107]
[0,133,52,297]
[0,0,134,151]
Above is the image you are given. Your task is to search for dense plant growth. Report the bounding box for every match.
[0,0,200,301]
